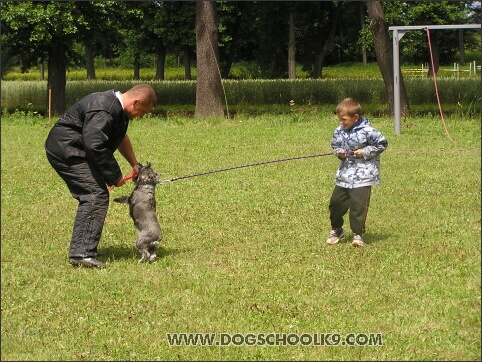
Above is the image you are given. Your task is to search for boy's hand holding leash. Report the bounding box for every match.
[339,149,363,159]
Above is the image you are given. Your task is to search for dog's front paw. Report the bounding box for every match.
[149,254,157,263]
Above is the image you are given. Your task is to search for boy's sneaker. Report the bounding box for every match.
[326,228,345,245]
[352,235,365,247]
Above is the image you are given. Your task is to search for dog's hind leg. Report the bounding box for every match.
[136,239,151,263]
[148,241,160,263]
[138,248,150,263]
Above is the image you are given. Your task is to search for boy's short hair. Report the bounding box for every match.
[335,97,363,117]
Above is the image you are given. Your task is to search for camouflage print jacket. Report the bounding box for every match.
[330,117,388,189]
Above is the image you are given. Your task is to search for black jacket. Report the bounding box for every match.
[45,90,128,185]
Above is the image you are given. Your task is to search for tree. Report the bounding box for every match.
[160,2,196,80]
[366,1,410,115]
[148,1,169,80]
[116,2,151,80]
[311,2,339,78]
[1,1,129,113]
[407,1,468,76]
[288,3,296,80]
[1,1,82,115]
[216,1,246,79]
[382,1,474,68]
[74,1,126,80]
[251,2,290,78]
[2,0,477,92]
[194,1,224,118]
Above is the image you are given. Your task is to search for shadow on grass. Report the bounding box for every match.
[100,244,192,262]
[364,232,391,245]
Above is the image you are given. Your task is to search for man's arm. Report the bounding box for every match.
[117,134,138,168]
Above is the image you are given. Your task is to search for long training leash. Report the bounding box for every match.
[157,152,334,184]
[109,152,334,190]
[424,27,456,144]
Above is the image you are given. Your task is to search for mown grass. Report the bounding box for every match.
[1,110,480,360]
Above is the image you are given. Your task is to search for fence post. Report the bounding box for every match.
[48,88,52,122]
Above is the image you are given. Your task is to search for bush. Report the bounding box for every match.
[1,77,479,116]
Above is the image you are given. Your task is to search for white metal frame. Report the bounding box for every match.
[388,24,481,135]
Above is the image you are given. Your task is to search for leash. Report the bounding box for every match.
[425,27,456,144]
[109,152,334,190]
[108,170,138,190]
[157,152,334,184]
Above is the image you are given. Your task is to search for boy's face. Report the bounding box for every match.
[337,111,359,130]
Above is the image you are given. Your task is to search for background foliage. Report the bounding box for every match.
[2,72,480,117]
[1,1,480,78]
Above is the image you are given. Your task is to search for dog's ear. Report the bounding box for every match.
[133,163,143,181]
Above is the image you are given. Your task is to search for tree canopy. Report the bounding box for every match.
[1,1,480,115]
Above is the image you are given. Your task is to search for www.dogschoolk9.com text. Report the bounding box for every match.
[166,333,383,347]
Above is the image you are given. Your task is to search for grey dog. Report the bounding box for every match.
[114,163,163,263]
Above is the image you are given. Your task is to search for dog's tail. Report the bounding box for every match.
[113,196,129,204]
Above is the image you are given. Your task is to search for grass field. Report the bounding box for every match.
[1,110,480,360]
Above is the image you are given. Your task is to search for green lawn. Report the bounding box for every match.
[1,111,480,360]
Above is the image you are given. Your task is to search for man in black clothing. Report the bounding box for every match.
[45,84,157,268]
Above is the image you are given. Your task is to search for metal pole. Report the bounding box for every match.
[393,29,401,135]
[389,24,481,135]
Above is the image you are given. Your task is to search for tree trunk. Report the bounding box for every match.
[194,1,224,118]
[312,3,338,79]
[366,1,409,115]
[85,42,96,80]
[221,4,242,79]
[39,61,45,81]
[288,7,296,79]
[154,45,166,80]
[133,54,140,80]
[360,2,367,65]
[182,45,192,80]
[47,44,67,116]
[312,22,337,79]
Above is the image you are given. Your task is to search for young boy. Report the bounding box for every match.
[326,98,388,247]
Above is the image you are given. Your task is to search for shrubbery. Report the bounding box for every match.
[1,78,480,117]
[1,62,480,117]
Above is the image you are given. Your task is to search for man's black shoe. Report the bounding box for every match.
[69,257,106,269]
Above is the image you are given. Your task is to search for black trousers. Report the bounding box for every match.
[328,185,371,236]
[46,151,109,258]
